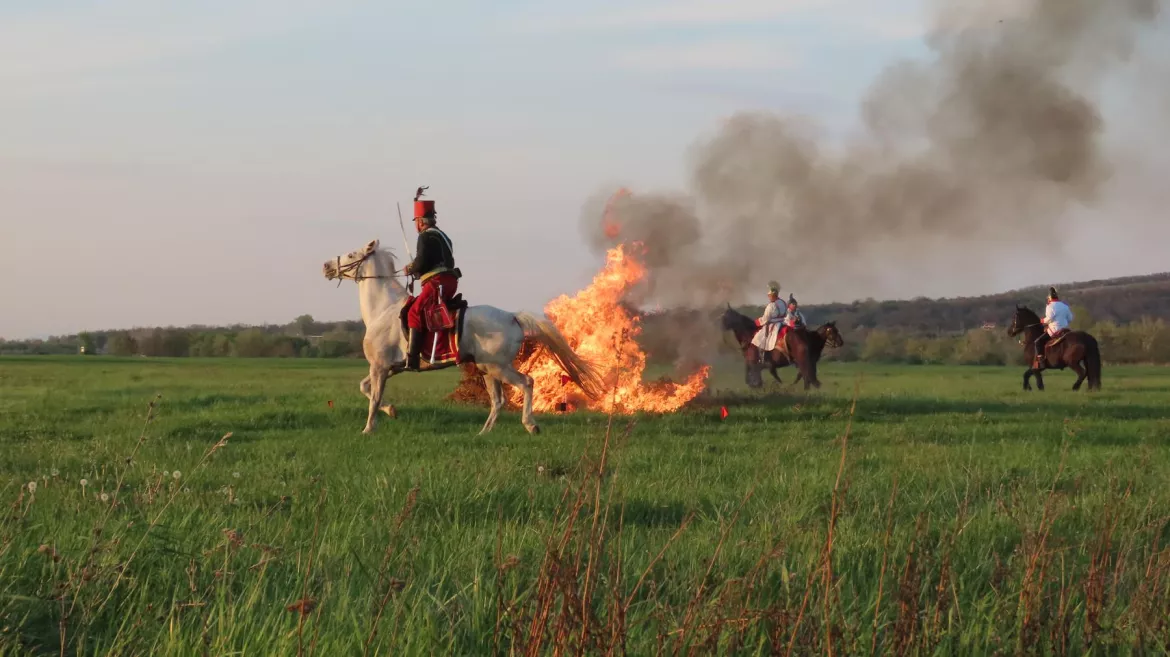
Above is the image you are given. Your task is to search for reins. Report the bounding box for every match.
[330,251,409,288]
[1010,319,1044,346]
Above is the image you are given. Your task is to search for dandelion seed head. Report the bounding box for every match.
[172,471,182,480]
[100,493,109,502]
[80,479,88,487]
[233,472,240,479]
[27,482,37,493]
[51,468,59,477]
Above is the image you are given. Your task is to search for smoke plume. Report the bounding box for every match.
[584,0,1165,315]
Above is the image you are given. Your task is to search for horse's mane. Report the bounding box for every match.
[1016,305,1041,322]
[374,246,398,268]
[722,307,758,335]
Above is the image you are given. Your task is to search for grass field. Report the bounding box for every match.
[2,356,1169,655]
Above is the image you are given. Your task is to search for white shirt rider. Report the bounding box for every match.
[1043,299,1073,336]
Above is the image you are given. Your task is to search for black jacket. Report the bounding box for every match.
[408,227,455,280]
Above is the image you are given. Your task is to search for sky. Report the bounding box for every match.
[1,0,1166,339]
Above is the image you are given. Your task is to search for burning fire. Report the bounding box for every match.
[601,187,630,240]
[510,242,710,414]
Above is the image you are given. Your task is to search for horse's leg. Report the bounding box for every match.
[360,374,397,418]
[768,360,782,384]
[1023,367,1033,391]
[1070,360,1087,390]
[1035,369,1045,391]
[745,359,763,389]
[477,372,504,436]
[362,366,389,434]
[488,364,540,435]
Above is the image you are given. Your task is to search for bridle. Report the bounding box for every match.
[822,325,844,348]
[1008,313,1043,345]
[327,249,408,287]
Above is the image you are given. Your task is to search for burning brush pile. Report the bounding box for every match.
[448,242,710,415]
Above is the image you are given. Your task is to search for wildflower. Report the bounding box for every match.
[172,471,182,480]
[27,481,37,493]
[100,493,109,502]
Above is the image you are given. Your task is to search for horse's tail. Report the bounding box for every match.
[1084,334,1102,391]
[514,312,606,401]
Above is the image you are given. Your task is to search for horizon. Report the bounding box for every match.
[11,268,1169,341]
[4,1,1168,340]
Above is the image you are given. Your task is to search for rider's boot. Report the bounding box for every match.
[405,328,424,371]
[1033,336,1048,369]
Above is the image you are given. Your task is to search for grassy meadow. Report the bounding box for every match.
[1,356,1169,655]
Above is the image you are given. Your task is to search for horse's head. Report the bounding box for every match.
[821,321,844,348]
[1007,304,1039,337]
[322,239,396,282]
[719,303,756,344]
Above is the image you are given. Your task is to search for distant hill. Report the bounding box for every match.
[4,272,1169,363]
[734,272,1170,334]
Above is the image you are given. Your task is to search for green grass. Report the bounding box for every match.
[2,356,1169,655]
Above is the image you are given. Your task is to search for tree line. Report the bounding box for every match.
[4,273,1169,365]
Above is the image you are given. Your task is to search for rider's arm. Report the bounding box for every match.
[406,233,433,275]
[756,303,774,327]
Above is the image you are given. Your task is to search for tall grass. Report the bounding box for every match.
[1,357,1169,654]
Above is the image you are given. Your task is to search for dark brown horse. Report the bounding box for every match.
[720,305,844,390]
[1007,305,1101,391]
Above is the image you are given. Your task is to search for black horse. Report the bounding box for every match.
[720,305,844,389]
[1007,305,1101,391]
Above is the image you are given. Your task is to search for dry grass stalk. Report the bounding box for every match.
[871,475,899,656]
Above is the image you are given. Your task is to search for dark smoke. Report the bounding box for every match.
[584,0,1165,321]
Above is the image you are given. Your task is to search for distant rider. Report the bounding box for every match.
[1035,286,1073,368]
[402,188,461,371]
[750,281,785,360]
[783,294,806,335]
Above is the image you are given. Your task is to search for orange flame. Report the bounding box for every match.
[512,242,710,414]
[601,187,631,240]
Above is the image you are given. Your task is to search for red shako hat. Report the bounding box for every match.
[414,199,435,218]
[413,185,435,219]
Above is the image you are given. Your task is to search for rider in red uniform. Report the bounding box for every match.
[402,190,460,371]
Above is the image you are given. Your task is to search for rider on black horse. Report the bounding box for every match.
[402,188,461,371]
[1035,286,1073,369]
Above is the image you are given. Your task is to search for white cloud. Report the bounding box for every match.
[612,40,799,72]
[508,0,933,44]
[512,0,829,32]
[0,0,350,87]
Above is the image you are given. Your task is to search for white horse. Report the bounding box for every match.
[322,239,604,435]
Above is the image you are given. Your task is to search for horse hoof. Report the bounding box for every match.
[527,424,541,435]
[362,427,374,435]
[380,405,397,419]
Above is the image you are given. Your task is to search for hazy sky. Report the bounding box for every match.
[2,0,1167,339]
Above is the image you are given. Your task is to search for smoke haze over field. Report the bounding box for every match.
[585,0,1167,310]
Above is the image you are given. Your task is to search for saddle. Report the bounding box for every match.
[762,325,800,363]
[1046,328,1072,348]
[400,293,469,332]
[400,293,474,367]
